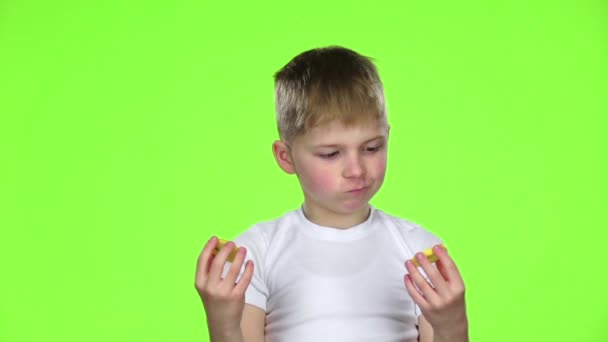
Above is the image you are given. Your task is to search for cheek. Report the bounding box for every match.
[299,163,337,191]
[371,155,387,177]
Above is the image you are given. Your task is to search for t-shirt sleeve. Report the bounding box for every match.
[220,226,268,312]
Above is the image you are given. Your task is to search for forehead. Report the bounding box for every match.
[293,119,387,147]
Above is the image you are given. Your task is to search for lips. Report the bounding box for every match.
[348,186,368,193]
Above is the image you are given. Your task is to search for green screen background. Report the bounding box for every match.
[1,0,606,341]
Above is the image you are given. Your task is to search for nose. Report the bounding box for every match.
[343,153,365,178]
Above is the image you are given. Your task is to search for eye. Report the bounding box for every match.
[319,151,339,159]
[365,144,384,153]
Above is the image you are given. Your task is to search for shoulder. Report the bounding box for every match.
[374,208,423,232]
[231,209,300,254]
[373,207,443,250]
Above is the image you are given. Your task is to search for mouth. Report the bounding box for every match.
[347,186,368,194]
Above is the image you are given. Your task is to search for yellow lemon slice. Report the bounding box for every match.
[411,244,446,267]
[212,238,239,263]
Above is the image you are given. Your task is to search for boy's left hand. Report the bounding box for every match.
[404,245,468,336]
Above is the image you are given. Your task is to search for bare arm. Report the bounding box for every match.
[209,328,244,342]
[418,314,469,342]
[240,304,265,342]
[418,314,433,342]
[209,303,264,342]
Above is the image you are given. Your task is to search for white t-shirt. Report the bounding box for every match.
[222,205,442,342]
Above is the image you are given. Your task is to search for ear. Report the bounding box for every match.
[272,140,296,174]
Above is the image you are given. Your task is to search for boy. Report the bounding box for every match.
[195,46,469,342]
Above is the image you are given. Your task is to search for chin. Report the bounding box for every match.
[339,199,371,213]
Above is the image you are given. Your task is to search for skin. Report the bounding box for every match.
[195,117,468,342]
[272,118,389,229]
[406,245,469,342]
[195,237,254,342]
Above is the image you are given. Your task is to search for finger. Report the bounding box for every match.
[414,251,449,297]
[404,273,429,310]
[433,245,463,283]
[222,246,247,286]
[233,259,255,296]
[405,260,440,305]
[436,258,451,283]
[208,240,237,283]
[195,236,218,285]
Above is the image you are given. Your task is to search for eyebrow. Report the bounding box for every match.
[313,135,386,148]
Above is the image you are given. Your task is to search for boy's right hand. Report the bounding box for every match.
[195,236,254,334]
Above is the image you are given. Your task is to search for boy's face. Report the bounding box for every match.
[273,118,389,219]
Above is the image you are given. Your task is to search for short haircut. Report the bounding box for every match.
[273,46,387,144]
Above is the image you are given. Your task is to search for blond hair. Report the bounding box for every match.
[273,46,387,143]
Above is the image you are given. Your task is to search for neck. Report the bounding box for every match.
[302,203,371,229]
